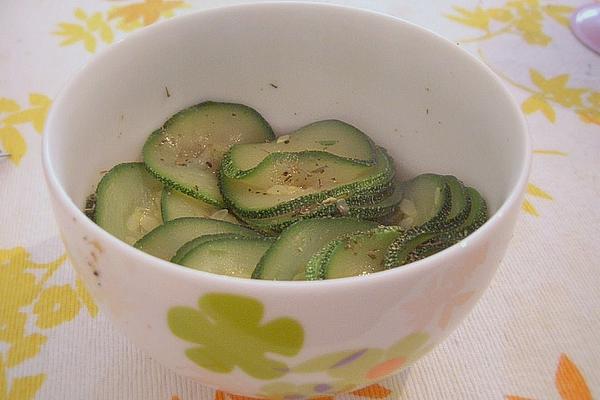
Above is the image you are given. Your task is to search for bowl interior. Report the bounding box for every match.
[46,3,527,221]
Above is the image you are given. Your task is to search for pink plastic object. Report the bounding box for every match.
[571,3,600,54]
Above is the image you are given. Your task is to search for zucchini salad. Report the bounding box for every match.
[88,101,488,280]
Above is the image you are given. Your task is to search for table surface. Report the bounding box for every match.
[1,1,598,399]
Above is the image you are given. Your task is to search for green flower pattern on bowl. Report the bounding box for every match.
[168,292,430,397]
[168,293,304,380]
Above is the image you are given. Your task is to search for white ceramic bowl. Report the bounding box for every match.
[43,3,530,397]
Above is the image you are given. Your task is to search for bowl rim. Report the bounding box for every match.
[42,1,531,291]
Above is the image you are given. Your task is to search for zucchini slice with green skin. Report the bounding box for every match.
[346,181,403,219]
[143,101,275,206]
[221,120,376,178]
[171,233,240,264]
[161,188,239,224]
[319,226,405,279]
[180,236,274,278]
[221,147,394,219]
[253,217,378,280]
[242,181,401,235]
[444,175,467,221]
[134,217,258,261]
[304,239,339,281]
[383,230,441,269]
[384,174,451,231]
[454,186,488,239]
[383,187,489,269]
[95,162,163,245]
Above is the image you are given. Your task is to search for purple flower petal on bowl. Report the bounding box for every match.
[571,3,600,54]
[331,348,368,368]
[314,383,332,393]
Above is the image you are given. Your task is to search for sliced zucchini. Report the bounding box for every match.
[454,187,488,239]
[242,206,338,236]
[384,174,451,231]
[95,163,163,245]
[221,147,394,219]
[242,182,400,235]
[253,217,378,280]
[383,230,439,269]
[161,188,239,224]
[143,101,275,206]
[319,226,404,279]
[404,236,451,263]
[221,120,375,177]
[171,233,240,264]
[383,187,488,269]
[444,175,467,221]
[180,236,274,278]
[304,239,339,281]
[346,181,403,220]
[134,217,258,261]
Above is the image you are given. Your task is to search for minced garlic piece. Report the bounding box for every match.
[276,135,291,144]
[399,198,417,217]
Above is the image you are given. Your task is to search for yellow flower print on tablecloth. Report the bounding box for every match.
[506,353,593,400]
[0,94,51,165]
[478,51,600,126]
[54,9,113,53]
[522,150,567,217]
[0,247,98,399]
[0,356,45,400]
[33,285,82,329]
[522,183,553,217]
[446,0,574,46]
[520,70,590,123]
[578,92,600,125]
[109,0,189,31]
[54,1,189,53]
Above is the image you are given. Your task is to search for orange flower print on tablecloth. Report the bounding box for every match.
[446,0,573,46]
[0,94,51,165]
[212,383,393,400]
[506,354,593,400]
[0,246,98,399]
